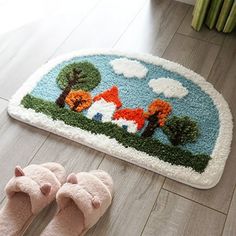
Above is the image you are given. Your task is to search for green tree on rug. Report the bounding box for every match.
[56,62,101,108]
[142,99,172,138]
[162,116,199,146]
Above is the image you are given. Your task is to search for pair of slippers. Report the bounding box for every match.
[0,163,113,236]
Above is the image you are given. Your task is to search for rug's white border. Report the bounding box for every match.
[8,49,233,189]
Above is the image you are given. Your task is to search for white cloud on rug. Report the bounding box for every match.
[110,58,148,79]
[148,77,188,98]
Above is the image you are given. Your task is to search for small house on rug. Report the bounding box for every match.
[113,108,145,133]
[86,86,122,122]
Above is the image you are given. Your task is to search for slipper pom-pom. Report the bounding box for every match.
[40,183,51,196]
[15,166,25,177]
[67,173,78,184]
[92,196,101,209]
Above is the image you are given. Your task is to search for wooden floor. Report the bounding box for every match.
[0,0,235,235]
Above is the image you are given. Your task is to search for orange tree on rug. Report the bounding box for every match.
[56,62,101,108]
[142,99,172,138]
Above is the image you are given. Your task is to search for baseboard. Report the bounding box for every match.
[176,0,196,5]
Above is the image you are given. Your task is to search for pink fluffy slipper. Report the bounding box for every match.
[0,162,66,236]
[41,170,114,236]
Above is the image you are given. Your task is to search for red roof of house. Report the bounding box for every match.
[113,108,145,130]
[93,86,122,108]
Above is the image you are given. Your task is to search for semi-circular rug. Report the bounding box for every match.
[8,50,233,189]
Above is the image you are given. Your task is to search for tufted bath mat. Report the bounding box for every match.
[8,50,233,189]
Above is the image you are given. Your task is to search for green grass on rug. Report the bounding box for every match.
[21,94,211,173]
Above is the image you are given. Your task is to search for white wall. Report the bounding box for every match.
[176,0,196,5]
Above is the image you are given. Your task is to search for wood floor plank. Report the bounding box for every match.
[0,0,101,100]
[24,201,58,236]
[142,190,226,236]
[163,33,236,214]
[163,33,220,78]
[0,98,7,114]
[178,7,225,45]
[86,156,165,236]
[24,133,104,235]
[0,112,48,201]
[29,133,104,173]
[53,0,147,56]
[207,33,236,104]
[222,186,236,236]
[114,0,189,55]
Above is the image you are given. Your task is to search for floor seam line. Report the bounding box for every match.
[97,153,106,168]
[206,36,227,82]
[162,187,227,215]
[46,0,103,60]
[140,177,166,236]
[220,182,236,236]
[177,32,223,46]
[0,96,9,102]
[26,133,50,165]
[161,4,190,57]
[112,0,148,48]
